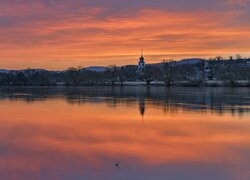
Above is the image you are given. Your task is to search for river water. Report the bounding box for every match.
[0,86,249,180]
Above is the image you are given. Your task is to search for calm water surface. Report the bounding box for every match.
[0,86,249,180]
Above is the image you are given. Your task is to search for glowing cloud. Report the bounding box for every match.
[0,0,249,69]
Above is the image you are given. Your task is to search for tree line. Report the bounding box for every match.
[0,58,249,87]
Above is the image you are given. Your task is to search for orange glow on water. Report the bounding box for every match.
[0,95,250,179]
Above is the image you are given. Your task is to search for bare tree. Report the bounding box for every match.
[66,66,81,85]
[106,65,118,86]
[215,56,224,61]
[162,59,175,86]
[219,61,247,87]
[143,66,159,86]
[117,67,126,86]
[235,54,242,60]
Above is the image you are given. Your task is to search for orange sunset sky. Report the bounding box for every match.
[0,0,250,70]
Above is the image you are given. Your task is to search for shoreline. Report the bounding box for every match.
[55,80,250,87]
[1,80,250,87]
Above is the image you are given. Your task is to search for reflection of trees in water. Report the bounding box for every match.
[0,86,249,116]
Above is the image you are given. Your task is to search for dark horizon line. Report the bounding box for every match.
[0,56,250,72]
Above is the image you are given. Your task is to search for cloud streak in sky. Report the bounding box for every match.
[0,0,249,69]
[226,0,250,7]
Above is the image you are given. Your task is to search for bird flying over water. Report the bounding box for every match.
[115,161,121,169]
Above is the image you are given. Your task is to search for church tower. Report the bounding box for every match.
[137,50,145,77]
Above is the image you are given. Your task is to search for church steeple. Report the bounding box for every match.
[137,50,146,77]
[139,49,144,62]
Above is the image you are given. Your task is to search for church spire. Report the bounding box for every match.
[139,49,144,62]
[137,50,146,77]
[139,49,145,62]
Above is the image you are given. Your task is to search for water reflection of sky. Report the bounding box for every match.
[0,86,249,116]
[0,87,249,179]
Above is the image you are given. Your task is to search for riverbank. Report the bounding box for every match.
[62,80,250,87]
[2,80,249,87]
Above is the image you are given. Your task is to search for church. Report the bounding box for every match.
[136,50,146,77]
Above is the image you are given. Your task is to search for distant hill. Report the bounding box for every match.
[0,69,10,74]
[174,58,203,65]
[146,58,203,68]
[83,66,108,72]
